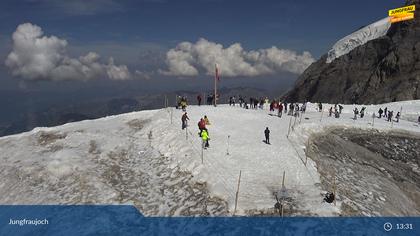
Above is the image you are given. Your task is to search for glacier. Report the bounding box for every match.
[326,17,391,63]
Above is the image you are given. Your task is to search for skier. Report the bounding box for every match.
[201,129,210,149]
[264,127,270,144]
[181,112,189,130]
[353,108,359,120]
[378,108,383,118]
[396,112,401,122]
[197,94,202,106]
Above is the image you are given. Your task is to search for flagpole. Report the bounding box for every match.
[214,63,217,107]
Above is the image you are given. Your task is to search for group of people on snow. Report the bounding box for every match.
[328,104,343,118]
[180,111,211,149]
[377,107,401,122]
[234,95,269,110]
[352,107,366,120]
[198,116,211,149]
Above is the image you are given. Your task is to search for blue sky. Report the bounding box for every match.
[0,0,404,89]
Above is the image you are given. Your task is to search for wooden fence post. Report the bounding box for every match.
[287,116,293,138]
[233,170,242,216]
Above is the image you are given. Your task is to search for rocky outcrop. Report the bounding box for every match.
[285,0,420,104]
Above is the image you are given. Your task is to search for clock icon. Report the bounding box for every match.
[384,222,393,232]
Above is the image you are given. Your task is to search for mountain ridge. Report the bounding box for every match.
[284,0,420,104]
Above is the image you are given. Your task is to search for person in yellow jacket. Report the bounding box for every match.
[204,115,210,125]
[201,129,210,149]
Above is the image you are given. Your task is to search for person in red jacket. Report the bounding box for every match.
[198,118,207,135]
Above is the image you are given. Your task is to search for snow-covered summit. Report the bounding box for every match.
[326,17,391,63]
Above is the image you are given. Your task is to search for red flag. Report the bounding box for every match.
[215,64,220,81]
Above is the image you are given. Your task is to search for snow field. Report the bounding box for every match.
[1,100,419,216]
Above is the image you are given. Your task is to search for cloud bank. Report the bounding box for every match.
[161,38,315,77]
[5,23,131,81]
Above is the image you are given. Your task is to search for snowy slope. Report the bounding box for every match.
[326,17,391,63]
[0,100,420,216]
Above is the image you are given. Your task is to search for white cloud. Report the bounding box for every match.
[106,57,131,80]
[134,70,152,80]
[5,23,131,81]
[161,38,315,77]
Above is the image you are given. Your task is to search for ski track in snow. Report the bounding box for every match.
[0,100,420,216]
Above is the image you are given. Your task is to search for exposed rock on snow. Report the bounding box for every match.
[306,128,420,216]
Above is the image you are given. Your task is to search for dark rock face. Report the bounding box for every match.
[285,0,420,104]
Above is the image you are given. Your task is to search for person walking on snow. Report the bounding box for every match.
[353,108,359,120]
[396,112,401,122]
[384,107,388,118]
[278,103,283,118]
[264,127,270,144]
[387,111,393,122]
[301,102,307,113]
[198,118,206,134]
[360,107,366,118]
[318,103,323,112]
[378,108,383,118]
[204,115,211,125]
[338,105,343,114]
[181,112,189,130]
[201,129,210,149]
[197,94,202,106]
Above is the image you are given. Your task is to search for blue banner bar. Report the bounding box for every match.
[0,205,418,235]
